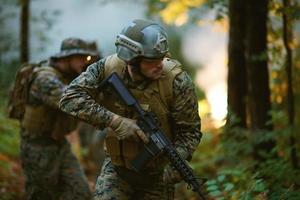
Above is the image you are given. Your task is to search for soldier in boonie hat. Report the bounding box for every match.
[17,37,96,200]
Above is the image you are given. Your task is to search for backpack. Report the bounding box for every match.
[7,62,43,120]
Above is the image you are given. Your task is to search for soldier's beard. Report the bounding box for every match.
[62,64,80,81]
[52,59,80,81]
[128,64,149,82]
[68,69,80,80]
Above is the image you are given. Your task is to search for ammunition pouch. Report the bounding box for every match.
[22,105,77,138]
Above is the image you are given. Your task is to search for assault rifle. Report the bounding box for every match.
[100,72,206,199]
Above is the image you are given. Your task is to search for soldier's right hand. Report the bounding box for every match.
[109,114,149,143]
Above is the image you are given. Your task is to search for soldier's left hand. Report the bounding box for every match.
[163,164,182,184]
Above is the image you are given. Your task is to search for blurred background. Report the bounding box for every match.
[0,0,300,199]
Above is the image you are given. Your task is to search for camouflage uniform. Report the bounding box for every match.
[20,38,96,200]
[77,40,106,174]
[59,55,202,199]
[94,156,175,200]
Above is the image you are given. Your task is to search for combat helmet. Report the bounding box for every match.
[115,19,169,63]
[51,37,98,59]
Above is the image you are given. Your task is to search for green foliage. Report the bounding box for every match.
[206,125,300,200]
[0,1,20,158]
[0,94,23,199]
[271,0,300,20]
[0,96,20,157]
[0,60,20,93]
[190,111,300,199]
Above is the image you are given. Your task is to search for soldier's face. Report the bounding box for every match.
[69,55,91,74]
[140,57,164,80]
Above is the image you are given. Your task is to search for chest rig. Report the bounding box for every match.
[21,66,77,139]
[97,54,182,169]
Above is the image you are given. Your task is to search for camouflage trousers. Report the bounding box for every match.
[20,133,91,200]
[93,157,175,200]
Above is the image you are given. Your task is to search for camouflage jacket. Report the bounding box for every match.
[28,67,67,108]
[59,56,202,158]
[22,65,77,137]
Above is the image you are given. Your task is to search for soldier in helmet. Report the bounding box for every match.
[19,38,97,200]
[60,19,202,199]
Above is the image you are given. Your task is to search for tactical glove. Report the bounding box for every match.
[109,114,149,143]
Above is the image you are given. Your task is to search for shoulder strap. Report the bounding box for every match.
[158,58,183,108]
[7,62,52,120]
[33,66,62,79]
[104,54,126,78]
[31,65,68,84]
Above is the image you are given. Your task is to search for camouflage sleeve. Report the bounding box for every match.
[59,58,114,128]
[171,71,202,160]
[29,72,66,109]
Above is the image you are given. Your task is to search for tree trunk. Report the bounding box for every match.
[20,0,30,63]
[227,0,247,128]
[246,0,271,130]
[245,0,275,157]
[282,0,298,168]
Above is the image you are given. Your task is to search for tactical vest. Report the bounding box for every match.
[97,54,182,170]
[21,66,77,139]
